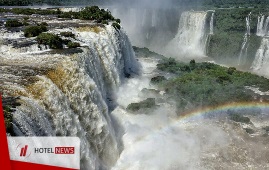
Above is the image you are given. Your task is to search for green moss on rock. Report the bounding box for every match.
[127,98,156,112]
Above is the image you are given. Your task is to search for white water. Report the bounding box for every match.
[256,15,269,37]
[238,12,251,65]
[251,38,269,75]
[166,11,208,58]
[109,7,180,54]
[209,12,214,35]
[0,24,139,169]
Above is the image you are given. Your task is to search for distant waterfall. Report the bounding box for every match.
[251,38,269,72]
[209,12,214,35]
[256,15,269,36]
[166,11,208,58]
[238,12,251,65]
[109,7,180,54]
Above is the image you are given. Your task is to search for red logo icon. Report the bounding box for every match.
[20,145,28,157]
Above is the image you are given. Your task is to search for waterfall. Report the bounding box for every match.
[209,12,214,35]
[251,38,269,72]
[166,11,208,58]
[109,7,180,54]
[238,12,251,65]
[256,15,269,36]
[1,25,139,169]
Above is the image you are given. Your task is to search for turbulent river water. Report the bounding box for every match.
[110,51,269,170]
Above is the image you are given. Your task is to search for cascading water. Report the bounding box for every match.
[238,12,251,65]
[109,7,180,54]
[166,11,208,58]
[256,15,269,37]
[251,38,269,75]
[0,22,139,169]
[209,12,214,35]
[251,14,269,76]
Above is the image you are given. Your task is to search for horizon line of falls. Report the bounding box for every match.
[251,14,269,75]
[0,25,140,169]
[238,12,251,66]
[165,11,210,58]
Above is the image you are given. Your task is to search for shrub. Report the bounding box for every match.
[127,98,156,112]
[5,19,23,27]
[112,22,120,30]
[115,18,121,24]
[40,22,48,26]
[24,25,47,37]
[60,31,75,38]
[23,21,29,26]
[151,76,166,84]
[67,41,80,48]
[36,33,63,49]
[227,67,236,75]
[101,20,108,25]
[3,105,13,134]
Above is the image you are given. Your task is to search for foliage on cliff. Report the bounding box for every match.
[37,33,63,49]
[2,97,21,135]
[127,98,156,112]
[5,19,23,28]
[58,6,116,23]
[156,58,269,111]
[24,24,48,37]
[207,8,264,65]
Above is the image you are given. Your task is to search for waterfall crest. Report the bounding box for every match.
[0,25,139,169]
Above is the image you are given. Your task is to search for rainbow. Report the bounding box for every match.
[177,101,269,121]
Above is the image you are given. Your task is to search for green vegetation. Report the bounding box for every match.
[58,6,118,24]
[60,32,75,38]
[127,98,156,112]
[3,105,13,134]
[115,19,121,24]
[24,25,47,37]
[133,46,165,59]
[156,58,269,111]
[2,97,21,135]
[67,41,80,48]
[207,9,263,64]
[203,0,269,8]
[0,8,61,15]
[37,33,63,49]
[151,76,166,84]
[112,22,121,30]
[5,19,23,28]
